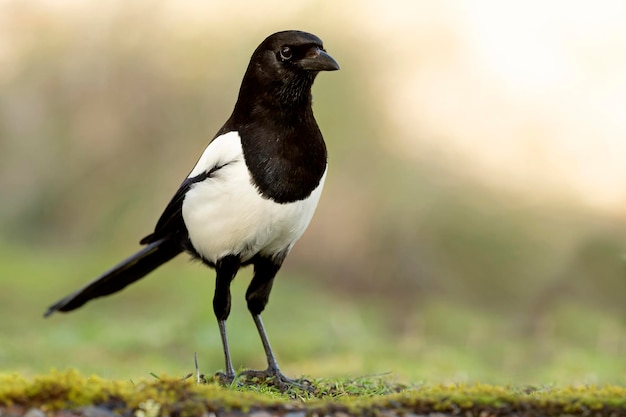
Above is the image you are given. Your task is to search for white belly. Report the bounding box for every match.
[181,132,325,264]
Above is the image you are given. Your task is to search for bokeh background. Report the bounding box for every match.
[1,0,625,384]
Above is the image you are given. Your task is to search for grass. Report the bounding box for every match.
[1,243,625,387]
[1,371,625,416]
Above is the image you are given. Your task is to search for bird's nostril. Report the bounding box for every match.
[305,48,321,59]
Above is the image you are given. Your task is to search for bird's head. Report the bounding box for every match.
[255,30,340,73]
[238,30,339,110]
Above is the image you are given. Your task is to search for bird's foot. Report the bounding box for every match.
[214,371,237,386]
[239,368,313,392]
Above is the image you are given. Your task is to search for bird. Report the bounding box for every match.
[45,30,339,388]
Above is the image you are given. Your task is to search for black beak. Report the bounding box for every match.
[298,48,340,71]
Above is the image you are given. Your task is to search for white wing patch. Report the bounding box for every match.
[187,131,243,179]
[182,131,326,264]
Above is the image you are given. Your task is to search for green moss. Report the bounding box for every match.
[0,370,277,415]
[353,383,626,416]
[1,371,625,416]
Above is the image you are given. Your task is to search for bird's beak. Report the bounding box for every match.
[298,48,340,71]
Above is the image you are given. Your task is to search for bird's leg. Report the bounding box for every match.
[217,319,235,383]
[245,314,289,378]
[239,256,312,391]
[212,255,240,384]
[242,313,312,391]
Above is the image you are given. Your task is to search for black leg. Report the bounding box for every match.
[241,256,311,391]
[246,257,280,371]
[213,255,240,383]
[245,256,280,316]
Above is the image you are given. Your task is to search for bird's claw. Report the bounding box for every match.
[239,368,313,392]
[214,371,237,385]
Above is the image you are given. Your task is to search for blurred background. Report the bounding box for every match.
[1,0,625,384]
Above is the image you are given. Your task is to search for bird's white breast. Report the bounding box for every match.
[182,131,326,264]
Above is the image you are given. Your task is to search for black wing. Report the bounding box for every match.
[139,178,194,245]
[139,165,229,245]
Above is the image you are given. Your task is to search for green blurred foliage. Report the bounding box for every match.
[0,2,624,382]
[1,243,624,384]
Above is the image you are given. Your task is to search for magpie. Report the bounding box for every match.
[45,30,339,388]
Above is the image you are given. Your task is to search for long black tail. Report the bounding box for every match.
[44,237,183,317]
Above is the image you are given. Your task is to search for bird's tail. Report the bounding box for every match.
[44,237,183,317]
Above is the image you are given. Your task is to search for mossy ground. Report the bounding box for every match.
[1,371,625,417]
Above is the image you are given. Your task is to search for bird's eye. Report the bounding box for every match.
[279,46,292,61]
